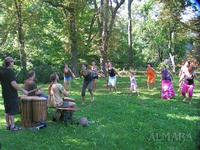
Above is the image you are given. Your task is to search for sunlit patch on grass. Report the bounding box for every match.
[167,113,200,121]
[62,137,90,146]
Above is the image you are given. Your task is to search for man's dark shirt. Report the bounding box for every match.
[0,68,18,101]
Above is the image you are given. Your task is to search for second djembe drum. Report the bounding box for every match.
[32,98,47,124]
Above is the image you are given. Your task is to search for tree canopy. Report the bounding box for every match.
[0,0,199,82]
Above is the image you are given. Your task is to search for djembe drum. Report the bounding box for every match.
[20,96,33,127]
[32,97,47,124]
[20,96,48,127]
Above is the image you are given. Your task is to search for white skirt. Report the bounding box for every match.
[108,76,116,87]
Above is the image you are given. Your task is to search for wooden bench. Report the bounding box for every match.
[53,107,78,125]
[52,97,79,125]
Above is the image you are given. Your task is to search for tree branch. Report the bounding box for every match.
[93,0,102,31]
[43,0,73,11]
[108,0,125,36]
[86,13,97,46]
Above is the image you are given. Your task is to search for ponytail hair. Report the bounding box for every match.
[48,73,57,95]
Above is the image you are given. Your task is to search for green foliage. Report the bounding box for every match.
[0,0,199,82]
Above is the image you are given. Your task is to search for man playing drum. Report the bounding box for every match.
[24,70,48,99]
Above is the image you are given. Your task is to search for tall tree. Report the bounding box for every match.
[161,0,185,54]
[63,7,78,76]
[44,0,83,76]
[128,0,134,68]
[14,0,27,74]
[94,0,125,75]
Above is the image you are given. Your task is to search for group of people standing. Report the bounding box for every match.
[146,60,199,104]
[0,56,199,131]
[0,58,120,131]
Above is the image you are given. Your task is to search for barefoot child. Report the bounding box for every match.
[107,62,118,92]
[146,63,157,90]
[130,71,139,96]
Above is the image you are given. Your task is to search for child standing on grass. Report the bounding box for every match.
[107,62,118,92]
[129,71,139,96]
[146,63,157,90]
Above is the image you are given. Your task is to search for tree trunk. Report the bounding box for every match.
[63,8,78,76]
[14,0,27,74]
[100,0,109,75]
[44,1,79,76]
[171,30,176,54]
[157,46,163,62]
[99,0,125,75]
[168,27,176,54]
[128,0,133,68]
[69,10,78,76]
[168,29,172,53]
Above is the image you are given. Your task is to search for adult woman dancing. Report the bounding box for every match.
[80,64,94,105]
[91,61,99,92]
[63,64,75,92]
[178,60,190,92]
[161,64,175,100]
[179,62,199,104]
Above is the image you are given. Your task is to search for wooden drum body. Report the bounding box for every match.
[32,99,47,123]
[20,96,33,127]
[20,96,47,128]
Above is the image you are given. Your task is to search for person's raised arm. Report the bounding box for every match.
[69,68,76,78]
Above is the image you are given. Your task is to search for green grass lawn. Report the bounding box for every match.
[0,75,200,150]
